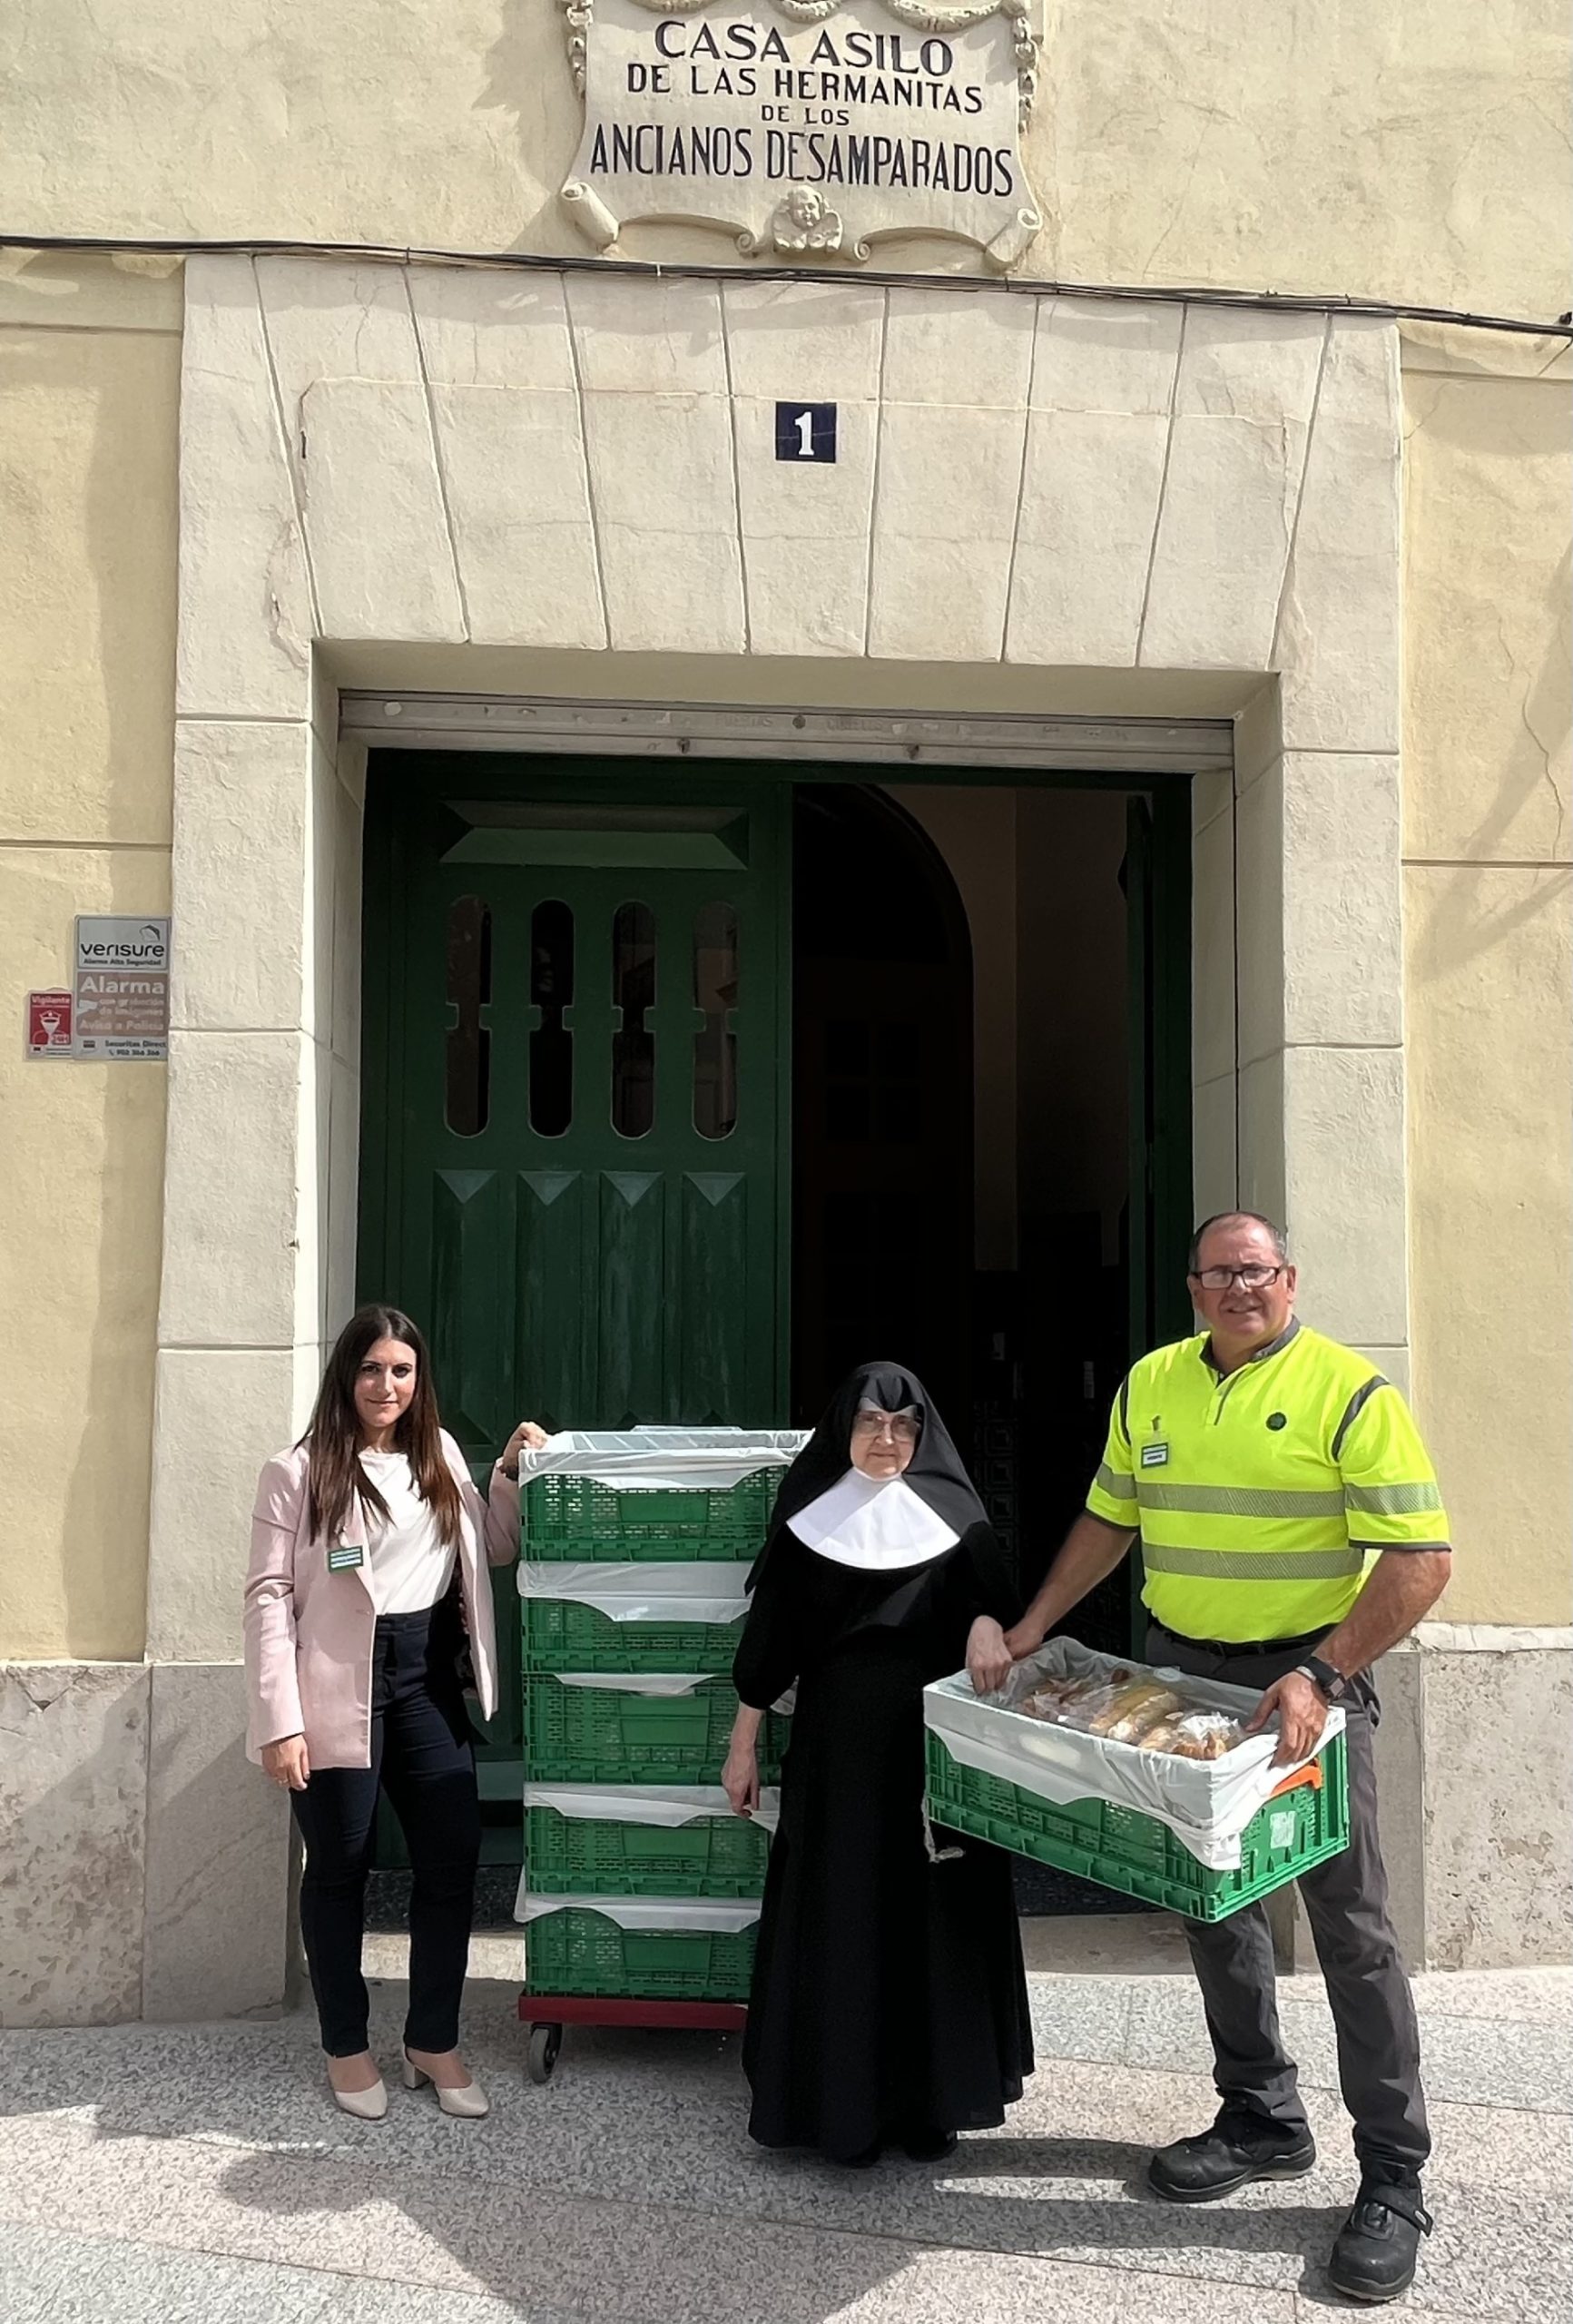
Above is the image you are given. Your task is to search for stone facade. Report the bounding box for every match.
[0,243,1565,2021]
[150,256,1411,2014]
[156,256,1413,1596]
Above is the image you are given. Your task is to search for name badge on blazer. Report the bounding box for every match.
[327,1542,365,1571]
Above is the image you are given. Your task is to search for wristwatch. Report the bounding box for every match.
[1294,1654,1352,1705]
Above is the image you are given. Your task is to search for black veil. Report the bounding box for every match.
[768,1361,987,1546]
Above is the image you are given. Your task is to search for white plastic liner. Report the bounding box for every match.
[520,1428,807,1492]
[541,1671,719,1697]
[516,1889,762,1933]
[924,1637,1344,1872]
[518,1561,749,1624]
[522,1781,781,1835]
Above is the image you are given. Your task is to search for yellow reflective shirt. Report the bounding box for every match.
[1085,1320,1449,1644]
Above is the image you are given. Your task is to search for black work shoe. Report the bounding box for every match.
[1148,2107,1317,2203]
[1327,2178,1433,2304]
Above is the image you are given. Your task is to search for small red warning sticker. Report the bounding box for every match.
[26,989,74,1058]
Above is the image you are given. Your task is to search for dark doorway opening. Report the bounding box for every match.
[788,776,1187,1665]
[791,785,973,1438]
[788,774,1189,1917]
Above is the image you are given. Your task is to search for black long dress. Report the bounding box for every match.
[734,1518,1034,2162]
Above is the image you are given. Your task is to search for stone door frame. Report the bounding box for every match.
[142,255,1410,2014]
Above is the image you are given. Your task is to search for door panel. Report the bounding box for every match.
[364,759,789,1450]
[359,756,790,1860]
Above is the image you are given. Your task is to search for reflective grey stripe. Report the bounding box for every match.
[1136,1482,1346,1518]
[1095,1462,1138,1502]
[1332,1374,1389,1461]
[1345,1482,1444,1516]
[1349,1538,1450,1554]
[1141,1543,1367,1581]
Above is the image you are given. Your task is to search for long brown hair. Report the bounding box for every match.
[301,1305,463,1550]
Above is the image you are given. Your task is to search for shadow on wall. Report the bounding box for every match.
[0,290,178,1662]
[478,0,584,255]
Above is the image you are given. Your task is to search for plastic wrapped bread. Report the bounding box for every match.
[1016,1668,1247,1759]
[926,1639,1346,1872]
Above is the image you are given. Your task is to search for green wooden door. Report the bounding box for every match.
[359,755,791,1853]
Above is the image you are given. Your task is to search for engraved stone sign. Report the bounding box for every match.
[560,0,1042,271]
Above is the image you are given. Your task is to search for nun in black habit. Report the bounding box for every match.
[723,1362,1033,2166]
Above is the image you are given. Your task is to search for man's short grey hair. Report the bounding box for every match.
[1187,1212,1289,1274]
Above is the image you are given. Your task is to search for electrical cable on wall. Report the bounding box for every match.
[0,231,1568,341]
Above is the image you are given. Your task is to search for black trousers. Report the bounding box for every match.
[290,1601,481,2058]
[1147,1621,1430,2180]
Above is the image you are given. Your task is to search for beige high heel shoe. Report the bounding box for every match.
[401,2047,489,2119]
[328,2068,388,2122]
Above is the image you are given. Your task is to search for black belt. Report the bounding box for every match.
[1150,1621,1325,1660]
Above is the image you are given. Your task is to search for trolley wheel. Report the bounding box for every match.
[526,2023,563,2085]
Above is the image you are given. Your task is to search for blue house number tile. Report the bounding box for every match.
[775,401,837,462]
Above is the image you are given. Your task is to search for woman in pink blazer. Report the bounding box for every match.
[245,1302,545,2122]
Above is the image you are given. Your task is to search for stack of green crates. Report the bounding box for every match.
[519,1459,787,2004]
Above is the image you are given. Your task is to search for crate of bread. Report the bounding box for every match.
[923,1639,1349,1921]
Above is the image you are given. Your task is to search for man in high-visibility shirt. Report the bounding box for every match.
[970,1210,1451,2306]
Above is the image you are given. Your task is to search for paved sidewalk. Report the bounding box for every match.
[2,1918,1568,2324]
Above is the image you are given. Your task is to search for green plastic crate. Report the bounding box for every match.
[524,1596,744,1675]
[524,1905,758,2000]
[523,1471,775,1561]
[522,1674,786,1785]
[925,1728,1349,1922]
[524,1803,771,1897]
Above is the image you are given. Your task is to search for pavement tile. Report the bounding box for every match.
[0,2114,1298,2324]
[1024,1974,1136,2064]
[1121,1981,1573,2114]
[1409,1971,1573,2027]
[1396,2013,1573,2114]
[0,2219,587,2324]
[1123,1980,1340,2086]
[6,2045,1560,2319]
[0,2221,342,2324]
[316,2282,589,2324]
[1,1962,1568,2324]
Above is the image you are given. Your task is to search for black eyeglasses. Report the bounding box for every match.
[1191,1265,1285,1291]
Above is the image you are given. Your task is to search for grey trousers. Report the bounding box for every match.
[1146,1622,1430,2178]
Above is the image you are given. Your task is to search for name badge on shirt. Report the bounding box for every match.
[327,1542,365,1571]
[1139,1442,1169,1469]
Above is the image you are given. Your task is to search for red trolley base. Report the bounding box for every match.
[517,1994,746,2032]
[517,1993,746,2082]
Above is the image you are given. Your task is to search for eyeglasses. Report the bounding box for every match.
[851,1411,919,1443]
[1191,1265,1285,1291]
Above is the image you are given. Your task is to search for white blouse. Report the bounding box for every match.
[357,1451,457,1614]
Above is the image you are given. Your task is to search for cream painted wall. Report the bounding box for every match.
[0,3,1567,316]
[1401,341,1573,1627]
[0,268,180,1659]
